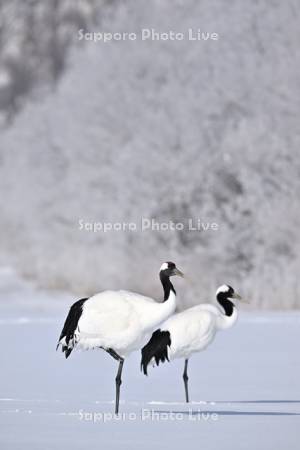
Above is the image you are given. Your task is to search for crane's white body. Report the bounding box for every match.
[141,284,242,404]
[60,289,177,358]
[161,302,238,360]
[57,261,183,414]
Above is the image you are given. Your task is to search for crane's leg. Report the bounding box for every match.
[115,358,124,415]
[183,359,189,403]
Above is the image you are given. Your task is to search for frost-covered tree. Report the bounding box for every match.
[0,0,299,310]
[0,0,98,122]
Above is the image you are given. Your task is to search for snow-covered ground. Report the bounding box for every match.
[1,300,299,449]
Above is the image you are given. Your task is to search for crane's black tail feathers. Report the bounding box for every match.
[141,329,171,375]
[56,298,88,359]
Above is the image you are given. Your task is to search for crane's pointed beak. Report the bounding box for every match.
[173,268,184,278]
[231,292,249,303]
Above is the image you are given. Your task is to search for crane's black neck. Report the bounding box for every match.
[217,294,235,317]
[160,273,176,302]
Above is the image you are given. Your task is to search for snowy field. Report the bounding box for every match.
[1,304,300,449]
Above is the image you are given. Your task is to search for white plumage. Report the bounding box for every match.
[141,284,245,402]
[163,300,238,360]
[71,289,177,357]
[57,261,184,414]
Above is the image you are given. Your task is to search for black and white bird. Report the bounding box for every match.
[56,261,184,414]
[141,284,245,402]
